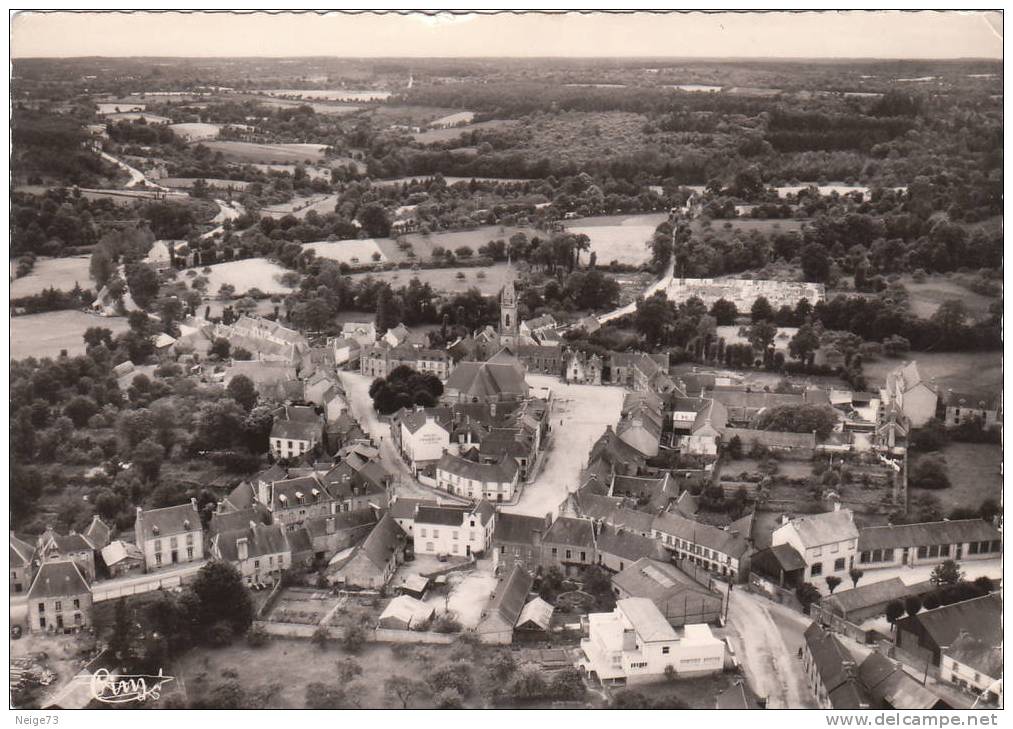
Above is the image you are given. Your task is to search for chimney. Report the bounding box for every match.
[237,537,249,561]
[326,516,336,535]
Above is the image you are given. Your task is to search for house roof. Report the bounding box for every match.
[270,405,323,441]
[618,597,678,642]
[302,508,378,538]
[858,652,945,710]
[782,509,859,549]
[209,506,271,536]
[612,557,718,605]
[445,359,528,400]
[388,497,438,520]
[270,475,331,511]
[399,407,452,434]
[897,594,1002,655]
[516,597,554,631]
[437,451,518,484]
[40,530,93,554]
[379,595,434,627]
[84,516,112,550]
[137,501,201,541]
[946,630,1003,679]
[543,517,596,549]
[493,512,549,546]
[756,543,806,573]
[944,391,999,410]
[716,680,763,710]
[652,510,751,558]
[100,540,143,567]
[522,314,557,331]
[415,505,470,527]
[215,522,290,562]
[223,481,258,512]
[858,519,1001,553]
[27,559,91,599]
[597,524,668,562]
[804,622,871,710]
[479,564,533,633]
[824,578,914,616]
[358,512,406,571]
[10,533,36,568]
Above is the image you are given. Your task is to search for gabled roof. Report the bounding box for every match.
[479,564,533,633]
[302,508,379,538]
[858,652,946,710]
[652,510,751,558]
[137,501,201,541]
[596,524,667,563]
[415,505,470,527]
[612,558,718,605]
[437,451,518,483]
[39,529,93,554]
[824,578,914,615]
[358,512,407,571]
[804,623,870,709]
[944,391,999,410]
[445,357,528,400]
[388,497,438,520]
[399,406,452,434]
[214,522,290,562]
[858,519,1001,552]
[10,533,36,568]
[946,630,1003,678]
[780,509,858,549]
[493,512,549,546]
[27,559,91,599]
[223,481,258,512]
[270,405,323,441]
[760,543,806,572]
[516,597,554,631]
[543,517,596,549]
[897,594,1002,654]
[270,475,331,511]
[209,506,271,536]
[83,516,112,550]
[100,540,143,567]
[716,680,763,710]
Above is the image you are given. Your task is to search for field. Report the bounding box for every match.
[200,141,329,164]
[910,443,1002,514]
[262,194,339,219]
[565,212,669,266]
[184,258,297,296]
[343,262,516,295]
[429,111,476,127]
[717,325,797,352]
[389,224,536,262]
[898,274,996,319]
[863,351,1002,397]
[691,217,807,237]
[250,163,340,180]
[10,310,130,360]
[247,97,361,115]
[96,102,144,113]
[105,112,172,124]
[302,239,388,266]
[11,256,92,297]
[412,119,518,144]
[169,122,222,141]
[260,89,392,101]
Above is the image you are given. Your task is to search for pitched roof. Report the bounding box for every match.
[84,516,112,549]
[781,509,859,549]
[897,594,1002,654]
[858,652,945,710]
[270,405,323,441]
[858,519,1001,552]
[597,524,668,562]
[716,681,763,710]
[270,475,331,511]
[27,559,91,599]
[358,512,406,571]
[543,517,596,549]
[209,506,271,536]
[302,508,378,538]
[493,512,549,546]
[652,510,751,558]
[612,558,719,605]
[618,597,678,642]
[437,451,518,483]
[761,543,807,572]
[415,505,470,527]
[388,497,438,520]
[824,578,914,616]
[137,501,201,541]
[40,530,94,554]
[516,597,554,631]
[944,391,999,410]
[479,564,533,633]
[946,630,1003,678]
[445,359,528,400]
[379,594,435,627]
[10,533,36,568]
[214,523,290,562]
[223,481,259,512]
[399,407,452,434]
[100,540,143,567]
[804,622,871,710]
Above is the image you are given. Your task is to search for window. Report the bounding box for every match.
[831,543,840,553]
[73,599,80,609]
[969,542,980,555]
[154,539,162,553]
[420,528,427,538]
[186,533,194,545]
[470,520,475,527]
[917,546,928,559]
[433,529,440,538]
[39,617,46,629]
[55,601,62,612]
[834,558,845,572]
[187,547,194,559]
[812,547,822,557]
[74,614,82,626]
[426,542,434,552]
[155,553,162,566]
[37,602,45,614]
[662,646,670,655]
[811,562,823,577]
[580,551,586,561]
[452,531,459,541]
[565,550,572,560]
[269,556,274,566]
[254,560,260,569]
[170,536,178,549]
[452,544,459,554]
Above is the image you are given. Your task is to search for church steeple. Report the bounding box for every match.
[499,269,519,348]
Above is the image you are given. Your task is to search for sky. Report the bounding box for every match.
[10,10,1003,60]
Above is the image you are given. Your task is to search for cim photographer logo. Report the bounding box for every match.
[89,668,175,704]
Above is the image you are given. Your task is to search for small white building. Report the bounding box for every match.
[435,452,520,503]
[341,321,378,348]
[399,411,451,474]
[880,361,938,428]
[413,501,496,558]
[771,507,859,583]
[578,598,725,685]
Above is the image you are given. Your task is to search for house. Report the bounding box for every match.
[83,516,112,551]
[541,517,597,574]
[10,533,37,595]
[37,528,97,583]
[211,522,291,586]
[341,321,378,347]
[576,316,601,335]
[514,344,562,375]
[99,540,144,578]
[942,391,1000,429]
[858,652,949,710]
[26,559,93,634]
[771,507,859,583]
[563,350,603,385]
[596,524,669,573]
[395,408,452,475]
[477,564,534,644]
[520,314,557,342]
[382,323,410,348]
[881,361,938,428]
[436,452,520,502]
[214,315,309,366]
[478,427,537,480]
[857,519,1002,570]
[134,499,205,572]
[616,402,664,458]
[609,352,671,392]
[413,500,496,558]
[329,336,362,367]
[821,578,927,624]
[301,509,378,560]
[360,344,453,380]
[802,623,871,709]
[443,349,528,404]
[940,630,1002,705]
[587,425,649,476]
[377,595,435,631]
[578,598,724,685]
[894,594,1002,668]
[612,558,723,626]
[327,512,407,590]
[224,360,298,398]
[609,473,677,511]
[749,543,809,590]
[652,510,752,580]
[492,512,552,573]
[671,397,728,456]
[261,474,335,529]
[270,405,324,460]
[388,497,438,536]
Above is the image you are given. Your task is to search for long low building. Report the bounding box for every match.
[857,519,1002,570]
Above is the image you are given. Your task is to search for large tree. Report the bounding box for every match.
[186,561,253,643]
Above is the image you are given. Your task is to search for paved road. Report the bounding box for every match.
[726,588,817,709]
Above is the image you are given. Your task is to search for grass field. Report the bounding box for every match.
[169,122,223,141]
[11,311,130,360]
[96,102,144,114]
[412,119,518,144]
[260,89,391,101]
[394,224,536,261]
[343,263,515,295]
[898,275,996,319]
[185,258,297,296]
[911,443,1002,514]
[261,194,339,219]
[11,256,92,297]
[303,239,388,265]
[248,97,362,115]
[201,141,329,164]
[692,217,807,237]
[863,351,1002,397]
[565,212,669,266]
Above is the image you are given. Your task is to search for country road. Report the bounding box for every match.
[596,254,674,325]
[98,150,168,190]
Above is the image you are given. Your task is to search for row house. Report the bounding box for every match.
[857,519,1002,570]
[942,390,1001,429]
[770,508,859,583]
[269,405,324,460]
[652,510,752,580]
[802,623,871,709]
[36,528,97,583]
[563,350,603,385]
[515,344,563,376]
[211,521,292,587]
[609,352,674,393]
[436,452,520,502]
[27,560,93,634]
[671,396,728,456]
[360,343,453,380]
[327,512,407,590]
[414,501,496,559]
[880,361,938,428]
[492,512,552,572]
[134,500,205,572]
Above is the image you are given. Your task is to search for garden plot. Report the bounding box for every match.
[264,587,341,626]
[303,239,388,266]
[422,569,497,629]
[184,258,297,295]
[10,256,92,297]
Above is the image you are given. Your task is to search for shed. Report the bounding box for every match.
[515,597,554,632]
[377,595,435,631]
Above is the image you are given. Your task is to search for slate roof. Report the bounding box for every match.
[761,543,807,572]
[399,407,452,434]
[40,530,93,554]
[209,506,271,536]
[479,564,533,633]
[415,505,470,527]
[437,451,518,483]
[824,578,914,616]
[358,512,406,571]
[388,497,438,521]
[215,523,290,562]
[652,510,751,558]
[612,558,719,606]
[100,540,143,567]
[858,519,1001,552]
[223,481,258,512]
[493,512,550,546]
[782,509,859,549]
[542,517,596,549]
[27,560,91,599]
[804,622,871,709]
[84,517,112,550]
[945,391,999,410]
[445,359,528,400]
[270,405,323,441]
[716,680,763,710]
[597,524,668,563]
[10,533,36,568]
[137,501,201,541]
[858,652,945,710]
[302,508,378,538]
[896,594,1002,654]
[946,630,1003,678]
[270,475,331,511]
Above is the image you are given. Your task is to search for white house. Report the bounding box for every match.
[435,452,520,503]
[940,631,1002,705]
[413,501,496,558]
[577,598,724,685]
[399,411,451,474]
[269,405,324,460]
[341,321,378,348]
[771,507,859,583]
[881,362,938,428]
[329,336,361,367]
[134,499,205,572]
[382,323,410,348]
[211,522,291,587]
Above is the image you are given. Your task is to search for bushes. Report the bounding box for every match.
[341,623,367,653]
[909,456,951,490]
[431,613,462,634]
[246,624,269,648]
[428,664,473,697]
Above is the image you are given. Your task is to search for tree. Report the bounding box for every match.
[801,243,831,283]
[849,567,864,588]
[384,676,429,709]
[973,576,994,595]
[358,203,391,238]
[795,582,821,613]
[750,296,774,323]
[226,374,258,411]
[825,576,842,594]
[635,292,676,349]
[187,561,253,642]
[63,395,99,427]
[342,623,366,653]
[336,658,363,683]
[909,456,951,490]
[904,595,922,618]
[747,320,777,353]
[311,625,331,649]
[210,337,231,360]
[885,600,905,629]
[755,404,839,440]
[218,283,236,300]
[549,667,586,700]
[930,559,963,587]
[124,262,160,309]
[726,434,743,459]
[909,420,948,452]
[709,298,738,325]
[131,438,165,483]
[305,682,350,710]
[789,324,822,363]
[90,247,115,288]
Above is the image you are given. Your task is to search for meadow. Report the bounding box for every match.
[10,311,130,360]
[11,256,92,297]
[564,212,669,266]
[200,141,329,164]
[863,350,1002,397]
[302,239,388,266]
[184,259,297,296]
[343,263,515,296]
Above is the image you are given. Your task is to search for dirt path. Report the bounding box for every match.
[726,588,816,709]
[596,254,673,325]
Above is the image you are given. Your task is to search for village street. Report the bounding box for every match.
[725,587,817,709]
[501,375,625,520]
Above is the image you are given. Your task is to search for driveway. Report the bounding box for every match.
[501,375,626,519]
[725,588,817,709]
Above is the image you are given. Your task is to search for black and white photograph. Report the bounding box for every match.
[7,8,1004,714]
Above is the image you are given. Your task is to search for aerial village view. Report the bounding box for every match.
[7,9,1004,714]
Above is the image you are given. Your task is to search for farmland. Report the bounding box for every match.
[863,350,1002,397]
[564,212,669,266]
[200,141,329,164]
[10,311,130,360]
[261,194,340,220]
[302,239,388,266]
[343,262,516,296]
[11,256,92,297]
[169,122,224,141]
[910,442,1002,514]
[411,119,518,144]
[247,97,362,115]
[183,258,297,296]
[898,274,996,319]
[259,89,392,101]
